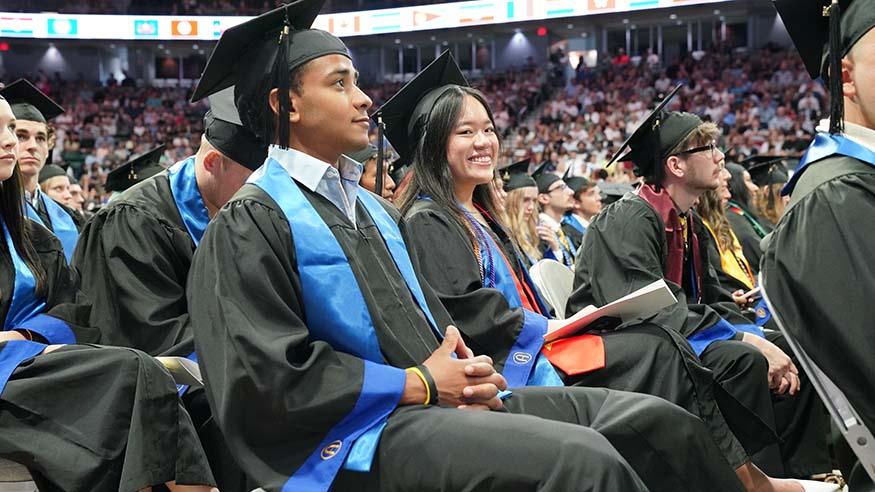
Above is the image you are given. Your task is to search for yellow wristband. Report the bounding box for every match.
[406,367,430,406]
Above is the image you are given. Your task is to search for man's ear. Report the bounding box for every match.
[842,56,856,102]
[202,149,223,173]
[537,193,550,206]
[664,156,684,179]
[268,88,300,124]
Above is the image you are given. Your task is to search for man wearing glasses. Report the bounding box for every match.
[532,163,580,267]
[567,85,832,482]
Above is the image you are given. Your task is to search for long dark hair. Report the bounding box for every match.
[0,97,46,295]
[398,86,504,243]
[726,163,752,209]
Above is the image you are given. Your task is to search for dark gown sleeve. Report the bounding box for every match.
[15,222,100,344]
[761,171,875,432]
[727,211,763,274]
[72,206,193,356]
[188,197,406,490]
[567,199,744,350]
[402,207,541,377]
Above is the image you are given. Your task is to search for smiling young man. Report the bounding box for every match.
[0,80,83,262]
[567,85,834,485]
[183,3,753,491]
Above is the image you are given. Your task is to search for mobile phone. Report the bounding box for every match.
[740,286,762,301]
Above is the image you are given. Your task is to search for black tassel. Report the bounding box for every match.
[376,115,385,197]
[828,0,844,134]
[275,10,292,148]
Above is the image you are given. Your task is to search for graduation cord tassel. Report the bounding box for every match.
[275,10,292,148]
[827,0,844,134]
[376,115,385,197]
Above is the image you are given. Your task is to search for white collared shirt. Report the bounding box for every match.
[266,145,363,226]
[816,118,875,153]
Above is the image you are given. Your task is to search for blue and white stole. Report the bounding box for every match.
[783,132,875,196]
[249,156,442,491]
[0,218,76,396]
[24,190,78,263]
[455,204,563,388]
[167,156,210,390]
[562,213,586,235]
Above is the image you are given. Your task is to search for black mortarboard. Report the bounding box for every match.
[606,84,702,177]
[373,50,468,164]
[38,164,67,184]
[531,161,561,194]
[346,144,378,165]
[773,0,875,134]
[0,79,64,123]
[204,86,268,171]
[561,166,590,193]
[191,0,349,148]
[501,158,536,192]
[599,182,635,206]
[743,155,791,187]
[105,145,165,193]
[389,157,411,185]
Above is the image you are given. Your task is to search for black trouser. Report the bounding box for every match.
[0,344,215,492]
[567,323,777,470]
[335,386,743,492]
[701,331,832,478]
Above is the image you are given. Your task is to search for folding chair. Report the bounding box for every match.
[0,459,34,492]
[156,356,203,388]
[761,274,875,485]
[528,259,574,319]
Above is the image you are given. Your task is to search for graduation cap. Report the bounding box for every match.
[388,157,411,185]
[38,164,67,184]
[190,0,349,149]
[605,84,702,177]
[372,50,467,196]
[562,166,590,193]
[531,161,562,194]
[346,144,378,165]
[105,145,166,193]
[501,158,536,192]
[599,182,635,206]
[204,86,268,171]
[743,155,791,187]
[0,79,64,123]
[773,0,875,134]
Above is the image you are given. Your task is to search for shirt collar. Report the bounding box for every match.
[538,212,562,229]
[816,119,875,153]
[267,145,363,191]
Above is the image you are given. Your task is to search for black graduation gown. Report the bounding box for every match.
[188,183,743,492]
[72,172,194,357]
[762,155,875,438]
[402,199,753,469]
[726,203,769,274]
[0,222,214,491]
[568,194,830,477]
[71,172,245,490]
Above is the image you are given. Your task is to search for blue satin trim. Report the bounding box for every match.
[30,193,78,263]
[168,157,210,247]
[467,214,562,388]
[734,323,765,338]
[687,318,738,357]
[16,314,75,345]
[249,158,417,486]
[784,133,875,196]
[0,340,46,396]
[562,214,586,234]
[754,299,772,327]
[2,219,47,331]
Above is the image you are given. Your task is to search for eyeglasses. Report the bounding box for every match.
[675,141,724,161]
[548,182,569,194]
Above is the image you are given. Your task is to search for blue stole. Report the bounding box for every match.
[459,208,563,388]
[784,133,875,196]
[168,157,210,247]
[24,191,78,263]
[0,219,76,396]
[167,157,209,394]
[561,213,586,235]
[249,157,441,490]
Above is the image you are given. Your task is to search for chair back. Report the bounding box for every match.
[529,259,574,319]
